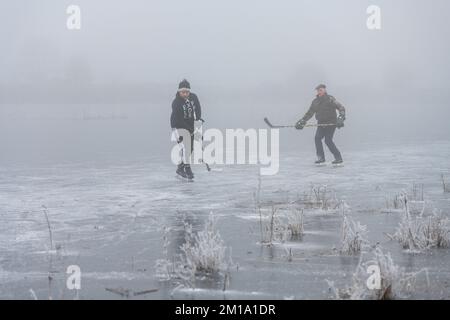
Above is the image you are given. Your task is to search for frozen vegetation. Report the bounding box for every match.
[1,141,450,299]
[339,212,368,255]
[389,197,449,251]
[328,246,426,300]
[155,213,232,287]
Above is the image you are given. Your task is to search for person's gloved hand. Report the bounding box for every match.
[295,119,307,130]
[171,129,183,143]
[336,115,345,129]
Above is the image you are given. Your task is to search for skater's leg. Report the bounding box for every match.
[176,163,188,178]
[324,126,342,161]
[181,133,194,164]
[175,144,188,178]
[315,127,326,161]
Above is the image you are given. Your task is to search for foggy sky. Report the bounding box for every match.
[1,0,450,89]
[1,1,449,164]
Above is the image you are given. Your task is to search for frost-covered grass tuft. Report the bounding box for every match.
[339,214,368,255]
[390,198,425,251]
[257,206,305,246]
[420,212,450,249]
[410,182,424,202]
[286,208,304,239]
[389,197,450,251]
[259,206,283,246]
[297,184,340,211]
[328,246,423,300]
[155,213,232,284]
[181,213,228,274]
[383,184,425,214]
[408,183,426,215]
[384,193,405,212]
[254,176,288,246]
[154,226,176,281]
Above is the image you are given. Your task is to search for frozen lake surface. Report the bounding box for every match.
[1,140,450,299]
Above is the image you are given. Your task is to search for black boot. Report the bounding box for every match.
[315,158,326,165]
[184,164,194,180]
[332,159,343,165]
[176,163,188,178]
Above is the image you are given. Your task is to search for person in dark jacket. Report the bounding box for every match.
[295,84,346,165]
[171,79,202,179]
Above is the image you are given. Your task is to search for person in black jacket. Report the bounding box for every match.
[295,84,346,165]
[171,79,202,179]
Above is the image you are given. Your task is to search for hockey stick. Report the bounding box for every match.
[264,117,335,129]
[196,119,224,172]
[197,119,211,172]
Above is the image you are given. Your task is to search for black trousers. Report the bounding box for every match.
[179,132,194,166]
[315,126,342,161]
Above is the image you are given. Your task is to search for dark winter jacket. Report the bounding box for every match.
[302,94,346,124]
[170,93,202,133]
